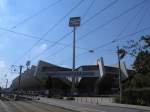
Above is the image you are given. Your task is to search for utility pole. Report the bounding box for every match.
[117,46,122,103]
[69,17,80,96]
[11,65,24,92]
[18,65,23,91]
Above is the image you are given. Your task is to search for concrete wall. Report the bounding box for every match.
[75,97,115,104]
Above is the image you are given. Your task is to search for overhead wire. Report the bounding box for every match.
[0,0,62,38]
[77,0,146,42]
[11,0,63,29]
[58,0,148,65]
[40,0,95,58]
[134,1,149,31]
[13,0,85,64]
[60,26,150,66]
[111,1,147,43]
[30,0,119,61]
[82,0,118,25]
[80,0,149,58]
[82,0,96,20]
[12,0,146,65]
[0,26,88,50]
[2,0,63,68]
[56,0,150,65]
[42,0,97,60]
[43,0,146,61]
[93,0,147,51]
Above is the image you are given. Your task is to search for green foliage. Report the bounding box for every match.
[133,51,150,74]
[121,36,150,106]
[122,88,150,106]
[124,35,150,57]
[124,35,150,74]
[129,74,150,88]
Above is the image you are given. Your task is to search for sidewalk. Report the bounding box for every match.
[37,97,150,112]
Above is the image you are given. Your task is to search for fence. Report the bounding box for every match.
[74,97,114,104]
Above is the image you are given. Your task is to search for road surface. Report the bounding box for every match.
[0,100,76,112]
[39,97,150,112]
[0,99,149,112]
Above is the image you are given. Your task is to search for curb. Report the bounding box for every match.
[36,100,84,112]
[37,98,150,112]
[98,103,150,111]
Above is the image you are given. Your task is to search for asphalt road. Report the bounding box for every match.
[0,100,76,112]
[0,99,149,112]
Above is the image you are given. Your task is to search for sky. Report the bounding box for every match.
[0,0,150,87]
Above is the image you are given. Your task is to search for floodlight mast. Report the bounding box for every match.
[69,17,80,96]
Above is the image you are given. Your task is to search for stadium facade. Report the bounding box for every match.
[10,58,132,96]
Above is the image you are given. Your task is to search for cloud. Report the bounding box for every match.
[0,60,6,68]
[0,0,7,11]
[39,43,47,53]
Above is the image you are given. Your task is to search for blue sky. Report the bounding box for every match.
[0,0,150,87]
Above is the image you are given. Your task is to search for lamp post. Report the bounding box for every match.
[69,17,80,95]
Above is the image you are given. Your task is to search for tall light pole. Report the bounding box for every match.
[69,17,80,95]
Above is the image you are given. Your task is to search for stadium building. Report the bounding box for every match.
[10,58,132,96]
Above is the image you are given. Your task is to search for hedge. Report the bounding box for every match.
[121,88,150,106]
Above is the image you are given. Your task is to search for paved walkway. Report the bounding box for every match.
[38,97,150,112]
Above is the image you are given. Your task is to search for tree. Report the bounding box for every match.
[133,51,150,74]
[124,35,150,74]
[120,36,150,105]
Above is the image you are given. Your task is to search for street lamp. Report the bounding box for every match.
[69,17,81,95]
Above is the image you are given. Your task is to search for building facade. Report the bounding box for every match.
[10,58,132,96]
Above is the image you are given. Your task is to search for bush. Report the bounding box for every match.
[114,96,120,103]
[53,95,63,99]
[66,97,75,100]
[121,88,150,106]
[129,74,150,88]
